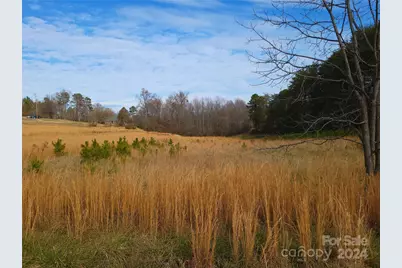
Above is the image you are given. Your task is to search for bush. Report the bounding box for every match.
[80,139,114,163]
[125,124,137,130]
[116,137,131,158]
[132,138,140,149]
[175,142,181,152]
[168,145,176,156]
[168,141,186,157]
[148,137,163,148]
[52,138,66,156]
[28,157,44,173]
[149,137,157,146]
[140,137,147,146]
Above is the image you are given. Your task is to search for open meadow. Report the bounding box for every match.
[22,119,380,268]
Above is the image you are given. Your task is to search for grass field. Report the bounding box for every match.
[22,119,380,268]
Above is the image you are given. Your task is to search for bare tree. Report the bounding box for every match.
[164,91,189,133]
[136,88,163,130]
[243,0,380,175]
[137,88,154,118]
[89,103,115,124]
[191,98,207,135]
[133,89,250,136]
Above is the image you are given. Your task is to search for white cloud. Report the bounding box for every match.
[23,5,284,110]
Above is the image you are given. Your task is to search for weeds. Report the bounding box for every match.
[241,142,247,150]
[27,157,44,173]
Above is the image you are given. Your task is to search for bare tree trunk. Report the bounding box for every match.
[370,97,377,157]
[360,99,374,175]
[375,90,380,173]
[202,104,205,136]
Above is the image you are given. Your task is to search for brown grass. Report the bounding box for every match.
[22,120,380,267]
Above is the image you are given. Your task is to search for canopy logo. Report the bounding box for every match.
[281,235,370,262]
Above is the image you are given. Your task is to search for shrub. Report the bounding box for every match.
[80,141,95,163]
[175,142,181,152]
[140,137,147,146]
[28,157,44,173]
[149,137,157,146]
[80,139,114,163]
[131,137,172,156]
[100,140,114,159]
[125,124,137,130]
[116,137,131,158]
[52,138,66,156]
[132,138,140,149]
[169,145,176,156]
[132,137,149,156]
[169,141,186,157]
[148,137,163,148]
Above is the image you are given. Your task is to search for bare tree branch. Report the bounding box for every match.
[255,136,362,152]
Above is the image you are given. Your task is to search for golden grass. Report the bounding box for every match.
[22,121,379,267]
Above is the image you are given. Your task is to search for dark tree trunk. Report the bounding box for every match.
[360,99,374,175]
[375,91,380,173]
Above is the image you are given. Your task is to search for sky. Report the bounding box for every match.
[22,0,294,110]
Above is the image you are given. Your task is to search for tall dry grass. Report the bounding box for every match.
[22,121,380,267]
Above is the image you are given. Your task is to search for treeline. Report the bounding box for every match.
[22,90,115,124]
[246,26,377,137]
[118,89,250,136]
[22,88,250,136]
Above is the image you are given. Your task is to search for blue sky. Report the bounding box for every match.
[22,0,294,110]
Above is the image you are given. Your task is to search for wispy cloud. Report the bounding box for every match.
[22,1,289,110]
[29,4,41,10]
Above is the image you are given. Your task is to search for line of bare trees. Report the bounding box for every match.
[117,89,250,136]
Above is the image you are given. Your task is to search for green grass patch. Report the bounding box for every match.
[23,231,191,268]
